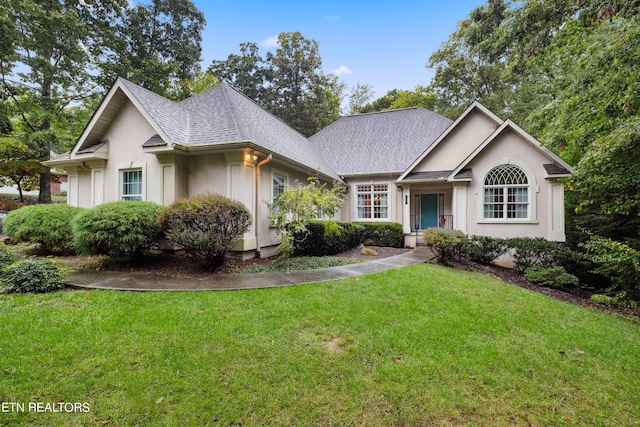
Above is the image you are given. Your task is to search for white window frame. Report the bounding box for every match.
[355,183,390,221]
[478,161,538,223]
[271,170,289,202]
[120,168,143,201]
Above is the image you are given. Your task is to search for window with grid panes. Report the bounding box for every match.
[120,169,143,201]
[356,184,389,219]
[483,165,529,219]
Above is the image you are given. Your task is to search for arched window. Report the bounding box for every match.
[483,164,529,219]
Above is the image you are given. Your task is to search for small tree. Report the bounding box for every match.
[159,194,251,271]
[268,177,346,257]
[0,136,43,202]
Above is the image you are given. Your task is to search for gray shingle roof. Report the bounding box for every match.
[118,79,340,181]
[309,108,453,175]
[543,163,572,176]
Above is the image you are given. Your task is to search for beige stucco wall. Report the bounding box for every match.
[462,128,565,241]
[413,110,499,173]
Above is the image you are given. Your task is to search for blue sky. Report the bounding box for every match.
[195,0,484,99]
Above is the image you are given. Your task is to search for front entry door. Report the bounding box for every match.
[420,194,439,229]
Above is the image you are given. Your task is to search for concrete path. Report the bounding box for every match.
[65,247,434,292]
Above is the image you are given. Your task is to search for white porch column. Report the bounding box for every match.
[402,185,412,234]
[452,183,468,234]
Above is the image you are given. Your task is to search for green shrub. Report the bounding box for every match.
[507,237,563,273]
[361,247,378,256]
[292,220,364,256]
[423,228,467,266]
[355,222,404,248]
[2,204,84,254]
[1,259,71,294]
[159,194,251,271]
[524,266,580,288]
[462,235,509,264]
[72,201,163,260]
[0,246,15,269]
[582,235,640,301]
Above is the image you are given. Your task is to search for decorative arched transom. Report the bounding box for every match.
[483,164,529,219]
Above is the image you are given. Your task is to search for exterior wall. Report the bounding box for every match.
[463,128,565,241]
[187,153,228,197]
[76,101,162,206]
[413,110,499,172]
[76,169,92,208]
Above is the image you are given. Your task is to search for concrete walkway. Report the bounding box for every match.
[65,247,434,292]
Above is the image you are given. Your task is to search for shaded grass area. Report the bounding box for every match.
[0,264,639,426]
[237,256,359,273]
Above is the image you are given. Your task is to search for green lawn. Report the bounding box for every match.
[1,264,638,426]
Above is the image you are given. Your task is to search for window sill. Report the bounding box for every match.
[476,219,538,224]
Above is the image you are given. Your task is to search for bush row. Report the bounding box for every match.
[3,195,252,271]
[423,229,638,306]
[291,221,404,256]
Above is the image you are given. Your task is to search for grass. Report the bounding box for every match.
[238,256,359,273]
[0,263,639,426]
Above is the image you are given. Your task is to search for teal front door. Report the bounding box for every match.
[420,194,439,229]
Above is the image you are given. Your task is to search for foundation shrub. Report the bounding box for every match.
[507,237,564,273]
[355,222,404,248]
[292,220,363,256]
[72,201,163,260]
[462,235,509,264]
[524,266,580,289]
[1,259,71,294]
[2,204,84,254]
[159,194,251,271]
[423,228,467,266]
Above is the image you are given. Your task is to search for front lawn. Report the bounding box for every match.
[1,264,638,426]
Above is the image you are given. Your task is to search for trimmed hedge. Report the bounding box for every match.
[462,235,509,265]
[2,204,84,255]
[355,222,404,248]
[159,194,251,271]
[293,220,364,256]
[72,201,163,260]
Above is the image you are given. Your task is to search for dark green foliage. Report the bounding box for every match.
[0,246,15,269]
[1,259,70,294]
[3,204,84,254]
[356,222,404,248]
[507,237,562,273]
[72,201,163,260]
[524,266,579,289]
[159,194,251,271]
[462,235,509,264]
[423,228,467,266]
[293,221,364,256]
[582,235,640,302]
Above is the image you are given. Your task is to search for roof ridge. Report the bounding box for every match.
[218,83,246,141]
[348,107,423,117]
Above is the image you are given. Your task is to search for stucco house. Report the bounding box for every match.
[46,78,574,257]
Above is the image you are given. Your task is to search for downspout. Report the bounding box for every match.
[254,154,272,258]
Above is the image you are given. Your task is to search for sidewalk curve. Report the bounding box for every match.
[65,247,434,292]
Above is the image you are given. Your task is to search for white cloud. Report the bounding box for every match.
[261,36,279,48]
[332,65,352,76]
[324,15,342,20]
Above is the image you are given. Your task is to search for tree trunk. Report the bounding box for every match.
[38,167,52,204]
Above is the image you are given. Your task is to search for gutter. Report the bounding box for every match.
[254,154,272,258]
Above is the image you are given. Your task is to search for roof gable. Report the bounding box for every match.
[449,119,576,180]
[398,102,502,181]
[309,108,453,175]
